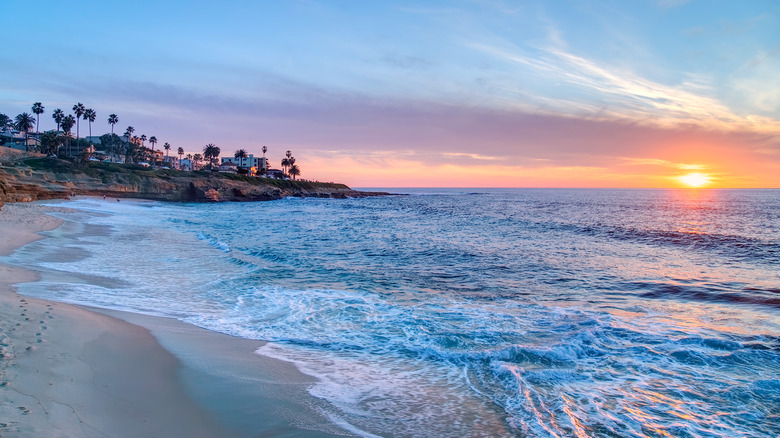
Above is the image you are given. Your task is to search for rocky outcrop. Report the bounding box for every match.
[0,157,390,205]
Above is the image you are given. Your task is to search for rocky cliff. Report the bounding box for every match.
[0,157,388,206]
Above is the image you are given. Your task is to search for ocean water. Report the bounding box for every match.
[8,189,780,437]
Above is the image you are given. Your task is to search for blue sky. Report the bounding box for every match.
[2,0,779,186]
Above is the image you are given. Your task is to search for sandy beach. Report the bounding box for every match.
[0,202,346,438]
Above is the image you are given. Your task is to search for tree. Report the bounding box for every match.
[108,114,119,134]
[99,133,124,161]
[288,164,301,180]
[61,115,76,156]
[83,108,96,142]
[282,150,293,176]
[163,142,171,159]
[202,143,220,169]
[124,126,135,142]
[178,147,184,162]
[0,113,11,130]
[140,134,147,146]
[31,102,44,133]
[14,113,36,151]
[39,131,63,156]
[193,153,203,170]
[52,109,64,133]
[149,136,157,165]
[72,103,85,143]
[234,148,248,159]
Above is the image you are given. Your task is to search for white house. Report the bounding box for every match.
[163,155,179,169]
[221,154,267,172]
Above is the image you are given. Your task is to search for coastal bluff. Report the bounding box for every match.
[0,156,388,204]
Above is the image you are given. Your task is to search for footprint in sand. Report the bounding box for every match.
[17,407,30,415]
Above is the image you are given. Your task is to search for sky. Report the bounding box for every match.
[2,0,779,188]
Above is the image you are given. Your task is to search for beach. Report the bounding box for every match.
[0,202,347,438]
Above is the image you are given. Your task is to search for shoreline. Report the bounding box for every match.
[0,201,347,437]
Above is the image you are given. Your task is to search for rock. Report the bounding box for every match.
[0,157,392,204]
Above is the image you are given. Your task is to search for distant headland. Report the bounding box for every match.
[0,150,389,207]
[1,103,390,206]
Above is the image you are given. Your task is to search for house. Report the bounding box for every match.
[0,128,39,151]
[179,158,194,171]
[163,156,179,169]
[217,161,238,173]
[221,155,267,172]
[266,168,287,179]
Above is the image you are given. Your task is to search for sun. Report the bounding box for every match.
[679,172,711,188]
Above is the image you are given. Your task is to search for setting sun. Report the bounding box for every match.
[679,173,711,188]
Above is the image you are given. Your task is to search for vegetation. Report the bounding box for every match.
[84,108,96,139]
[72,103,85,143]
[52,108,64,133]
[108,114,119,134]
[0,113,11,129]
[61,115,76,156]
[4,100,315,186]
[14,112,36,151]
[17,157,347,191]
[39,131,63,156]
[32,102,44,133]
[203,144,220,169]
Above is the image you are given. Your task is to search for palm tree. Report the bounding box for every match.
[193,153,203,170]
[202,143,220,169]
[72,103,85,143]
[288,164,301,180]
[283,150,293,176]
[178,147,184,162]
[140,134,147,146]
[14,113,36,151]
[163,142,171,158]
[84,108,96,142]
[61,115,76,156]
[31,102,44,133]
[108,114,119,135]
[260,145,268,175]
[235,148,248,159]
[124,126,135,143]
[281,157,289,175]
[39,131,63,156]
[52,109,64,133]
[149,136,157,165]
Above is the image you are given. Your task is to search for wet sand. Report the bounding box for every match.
[0,202,346,437]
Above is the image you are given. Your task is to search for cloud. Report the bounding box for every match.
[468,42,780,134]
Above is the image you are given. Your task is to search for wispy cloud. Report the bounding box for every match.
[621,158,706,170]
[468,42,780,134]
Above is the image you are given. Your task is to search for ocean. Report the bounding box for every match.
[7,189,780,437]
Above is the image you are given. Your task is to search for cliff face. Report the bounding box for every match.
[0,158,387,205]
